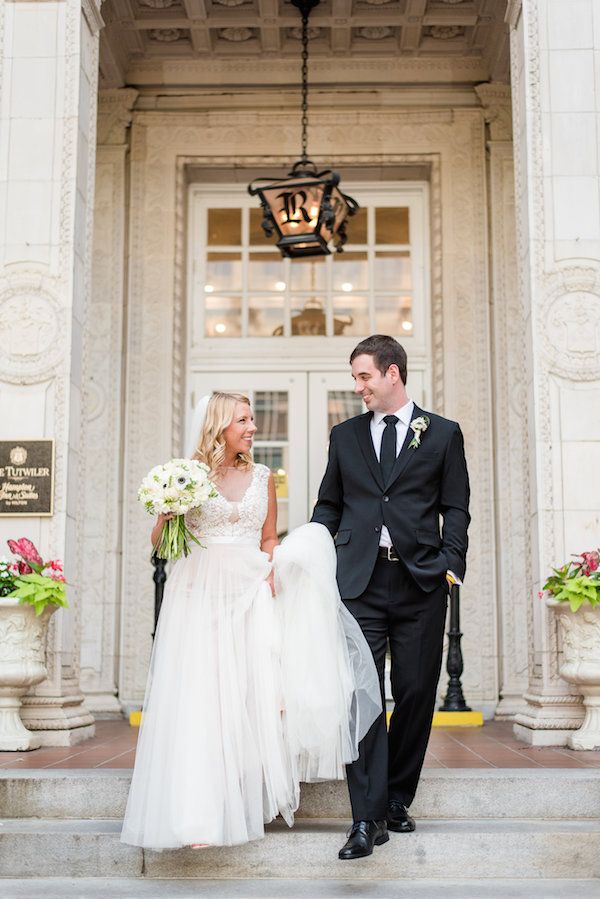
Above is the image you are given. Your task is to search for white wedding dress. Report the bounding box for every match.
[121,463,381,850]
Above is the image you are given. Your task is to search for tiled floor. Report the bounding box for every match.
[1,718,600,770]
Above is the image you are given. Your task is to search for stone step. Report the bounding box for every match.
[0,818,599,880]
[5,878,600,898]
[2,768,600,821]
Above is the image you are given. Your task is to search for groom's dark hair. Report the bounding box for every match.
[350,335,408,385]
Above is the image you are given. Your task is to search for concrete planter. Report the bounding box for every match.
[0,598,56,751]
[549,599,600,750]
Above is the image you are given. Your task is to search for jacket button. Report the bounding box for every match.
[383,495,389,502]
[374,526,380,532]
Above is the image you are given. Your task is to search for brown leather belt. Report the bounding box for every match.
[378,545,400,562]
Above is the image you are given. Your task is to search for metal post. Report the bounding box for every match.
[439,583,471,712]
[151,555,167,640]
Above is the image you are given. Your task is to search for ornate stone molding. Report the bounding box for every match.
[475,83,513,141]
[17,0,100,743]
[539,268,600,380]
[126,56,491,90]
[79,143,130,715]
[0,277,65,384]
[508,0,600,742]
[485,135,530,720]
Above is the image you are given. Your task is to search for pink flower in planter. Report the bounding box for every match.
[7,538,43,567]
[8,560,33,575]
[580,550,600,577]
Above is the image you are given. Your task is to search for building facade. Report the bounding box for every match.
[0,0,598,746]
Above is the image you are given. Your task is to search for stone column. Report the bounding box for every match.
[0,0,103,744]
[79,88,137,715]
[508,0,600,744]
[475,83,529,719]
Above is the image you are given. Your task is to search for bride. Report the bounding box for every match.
[121,391,381,850]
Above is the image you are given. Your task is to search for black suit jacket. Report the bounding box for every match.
[311,405,470,598]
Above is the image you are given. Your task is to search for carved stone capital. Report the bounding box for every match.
[81,0,105,35]
[97,89,139,145]
[505,0,523,30]
[475,83,513,141]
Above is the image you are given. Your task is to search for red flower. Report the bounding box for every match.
[7,538,43,567]
[44,570,65,583]
[538,591,544,599]
[580,550,600,577]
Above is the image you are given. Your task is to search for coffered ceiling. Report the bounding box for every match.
[99,0,510,90]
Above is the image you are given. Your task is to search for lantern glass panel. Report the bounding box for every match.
[261,179,325,238]
[204,295,242,337]
[207,208,241,245]
[375,207,409,245]
[320,185,350,241]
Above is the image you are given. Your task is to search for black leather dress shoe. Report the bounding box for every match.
[338,819,389,860]
[387,800,416,833]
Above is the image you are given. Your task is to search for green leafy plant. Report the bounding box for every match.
[542,550,600,613]
[9,572,68,618]
[5,538,68,617]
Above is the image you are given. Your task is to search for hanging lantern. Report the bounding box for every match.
[248,0,358,259]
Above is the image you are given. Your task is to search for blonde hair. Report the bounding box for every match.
[192,392,253,475]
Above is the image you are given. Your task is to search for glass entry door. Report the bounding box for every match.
[308,370,428,513]
[189,369,428,531]
[189,372,308,535]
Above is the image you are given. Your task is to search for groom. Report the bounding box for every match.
[311,335,470,860]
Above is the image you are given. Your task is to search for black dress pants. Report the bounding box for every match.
[343,556,448,822]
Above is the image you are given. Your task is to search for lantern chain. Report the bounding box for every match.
[301,7,309,165]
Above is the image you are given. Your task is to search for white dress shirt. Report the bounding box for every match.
[370,399,461,585]
[370,399,414,549]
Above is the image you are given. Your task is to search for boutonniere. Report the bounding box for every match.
[408,415,430,449]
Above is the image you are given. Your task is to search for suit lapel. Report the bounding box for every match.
[384,403,426,490]
[355,413,385,491]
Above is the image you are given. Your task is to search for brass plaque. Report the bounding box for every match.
[0,440,55,516]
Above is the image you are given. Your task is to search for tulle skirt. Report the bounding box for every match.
[121,525,381,850]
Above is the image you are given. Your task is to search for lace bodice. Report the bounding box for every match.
[186,463,270,543]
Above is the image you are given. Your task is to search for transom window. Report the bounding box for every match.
[189,184,428,344]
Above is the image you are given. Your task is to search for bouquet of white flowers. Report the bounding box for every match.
[138,459,217,561]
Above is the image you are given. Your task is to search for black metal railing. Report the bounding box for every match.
[151,555,167,639]
[439,583,471,712]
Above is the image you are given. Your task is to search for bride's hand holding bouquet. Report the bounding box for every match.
[138,459,217,561]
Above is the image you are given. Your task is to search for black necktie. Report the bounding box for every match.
[380,414,399,484]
